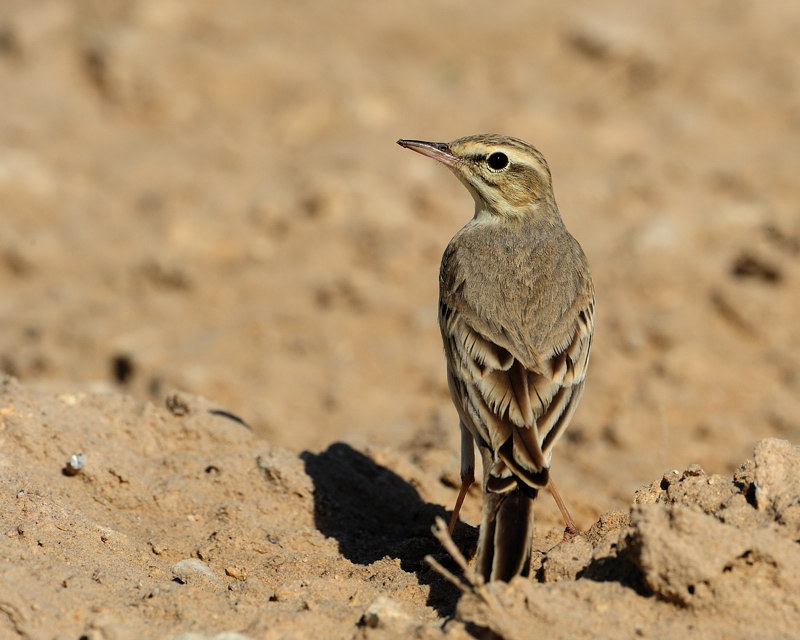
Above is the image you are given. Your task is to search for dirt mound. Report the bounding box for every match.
[459,439,800,639]
[2,378,798,638]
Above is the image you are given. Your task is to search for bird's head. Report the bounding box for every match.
[398,134,555,220]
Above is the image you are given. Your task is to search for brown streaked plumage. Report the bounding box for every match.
[398,134,595,582]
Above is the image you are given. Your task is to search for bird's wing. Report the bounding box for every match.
[440,292,594,491]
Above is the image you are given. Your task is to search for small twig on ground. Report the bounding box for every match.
[426,517,505,614]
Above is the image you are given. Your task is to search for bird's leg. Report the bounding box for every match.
[448,421,475,534]
[448,471,474,534]
[547,476,579,539]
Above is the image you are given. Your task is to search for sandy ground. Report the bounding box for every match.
[1,1,800,638]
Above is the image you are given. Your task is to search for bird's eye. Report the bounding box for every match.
[487,152,509,171]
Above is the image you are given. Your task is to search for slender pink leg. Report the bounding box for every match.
[548,476,579,538]
[448,421,475,534]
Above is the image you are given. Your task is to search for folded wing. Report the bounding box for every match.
[441,295,594,492]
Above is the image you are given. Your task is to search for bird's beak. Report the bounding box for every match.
[397,139,461,169]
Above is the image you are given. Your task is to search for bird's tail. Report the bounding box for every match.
[475,485,537,582]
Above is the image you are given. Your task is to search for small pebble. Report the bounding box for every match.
[171,559,224,590]
[225,566,247,580]
[166,392,191,416]
[63,452,86,476]
[359,595,413,630]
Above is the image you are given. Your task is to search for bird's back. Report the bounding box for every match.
[440,214,593,374]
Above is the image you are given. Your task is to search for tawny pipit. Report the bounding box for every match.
[398,134,594,582]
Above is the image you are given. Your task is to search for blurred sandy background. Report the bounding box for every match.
[1,1,800,638]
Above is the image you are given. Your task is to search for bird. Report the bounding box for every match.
[397,134,594,582]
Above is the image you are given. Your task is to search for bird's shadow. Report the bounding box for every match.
[301,442,474,617]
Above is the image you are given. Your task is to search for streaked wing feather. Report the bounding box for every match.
[441,295,594,490]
